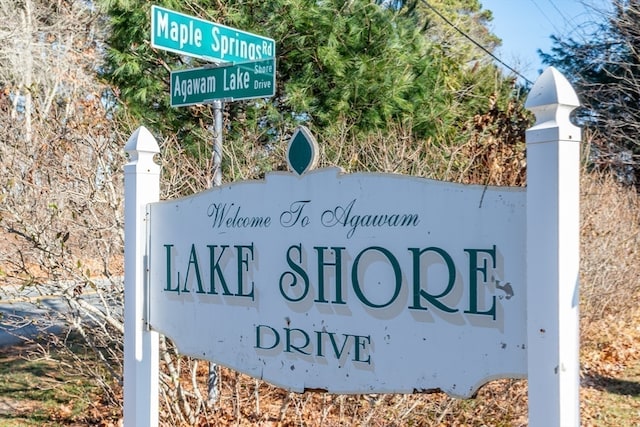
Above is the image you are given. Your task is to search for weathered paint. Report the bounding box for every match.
[147,168,527,397]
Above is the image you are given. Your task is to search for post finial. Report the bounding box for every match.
[125,126,160,157]
[124,126,160,171]
[525,67,581,143]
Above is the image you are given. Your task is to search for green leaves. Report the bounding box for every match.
[101,0,523,178]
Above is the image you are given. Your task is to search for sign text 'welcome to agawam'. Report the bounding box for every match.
[147,168,527,397]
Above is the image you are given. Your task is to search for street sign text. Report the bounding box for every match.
[151,5,275,62]
[170,59,275,106]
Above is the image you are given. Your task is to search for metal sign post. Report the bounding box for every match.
[211,99,223,188]
[208,95,222,405]
[149,5,277,408]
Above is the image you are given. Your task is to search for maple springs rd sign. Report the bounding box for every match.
[150,5,275,63]
[151,5,276,104]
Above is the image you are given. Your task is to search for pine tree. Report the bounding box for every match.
[101,0,523,180]
[105,0,516,137]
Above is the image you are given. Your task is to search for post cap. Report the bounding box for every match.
[125,126,160,155]
[525,67,580,111]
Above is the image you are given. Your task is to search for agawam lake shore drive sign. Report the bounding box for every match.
[170,59,276,107]
[147,128,527,397]
[125,67,582,426]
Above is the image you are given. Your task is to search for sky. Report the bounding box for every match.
[480,0,610,84]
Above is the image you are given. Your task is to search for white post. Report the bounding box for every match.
[124,126,160,427]
[525,67,581,426]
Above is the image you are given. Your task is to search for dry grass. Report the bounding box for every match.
[578,171,640,427]
[580,171,640,324]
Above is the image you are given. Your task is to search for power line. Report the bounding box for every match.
[546,0,572,27]
[546,0,590,44]
[530,0,562,35]
[419,0,534,85]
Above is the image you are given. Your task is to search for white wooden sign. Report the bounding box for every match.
[124,67,582,426]
[147,166,527,396]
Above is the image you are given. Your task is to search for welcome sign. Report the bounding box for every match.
[125,66,582,427]
[146,128,527,397]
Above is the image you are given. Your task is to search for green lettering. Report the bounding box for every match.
[353,334,371,364]
[408,247,458,313]
[279,244,309,302]
[255,324,279,350]
[183,244,204,293]
[352,246,401,308]
[327,332,350,359]
[207,245,232,295]
[235,244,255,300]
[314,246,346,304]
[464,246,497,320]
[164,244,180,293]
[284,327,311,355]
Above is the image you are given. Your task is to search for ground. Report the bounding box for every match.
[0,312,639,426]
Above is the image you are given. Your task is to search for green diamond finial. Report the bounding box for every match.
[287,126,319,175]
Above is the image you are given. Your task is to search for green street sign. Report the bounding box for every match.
[170,59,276,107]
[151,5,275,63]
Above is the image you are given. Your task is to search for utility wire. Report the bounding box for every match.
[419,0,534,85]
[546,0,572,27]
[547,0,591,44]
[530,0,562,35]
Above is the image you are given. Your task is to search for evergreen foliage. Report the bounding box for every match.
[101,0,526,179]
[398,0,499,63]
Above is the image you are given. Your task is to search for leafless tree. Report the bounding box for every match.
[541,0,640,184]
[0,0,126,406]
